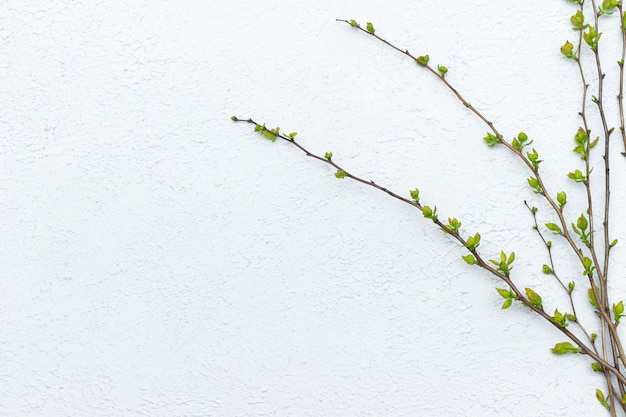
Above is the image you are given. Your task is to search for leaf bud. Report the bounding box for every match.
[560,40,574,58]
[416,55,430,66]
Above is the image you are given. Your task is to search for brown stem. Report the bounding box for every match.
[233,116,626,386]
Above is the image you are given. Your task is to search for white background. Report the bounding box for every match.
[3,1,626,416]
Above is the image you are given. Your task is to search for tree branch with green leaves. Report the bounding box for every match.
[232,1,626,414]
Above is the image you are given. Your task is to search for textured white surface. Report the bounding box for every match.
[3,1,626,416]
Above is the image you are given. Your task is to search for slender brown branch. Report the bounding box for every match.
[233,116,626,386]
[619,2,626,157]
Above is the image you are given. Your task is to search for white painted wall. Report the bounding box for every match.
[3,1,626,416]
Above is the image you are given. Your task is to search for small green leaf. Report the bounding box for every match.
[465,232,481,251]
[410,188,420,202]
[571,10,584,29]
[462,254,477,265]
[525,287,543,309]
[527,176,542,194]
[263,131,277,141]
[483,132,500,147]
[589,288,598,307]
[416,55,430,66]
[324,151,333,159]
[557,191,567,208]
[437,65,448,77]
[366,22,375,34]
[501,298,513,309]
[568,169,587,183]
[507,251,515,265]
[545,222,562,235]
[596,389,609,410]
[526,148,542,169]
[591,362,603,372]
[613,300,624,324]
[349,19,360,28]
[560,40,575,59]
[577,214,588,231]
[552,342,581,354]
[335,169,347,179]
[422,205,438,221]
[611,239,618,247]
[496,288,512,299]
[287,131,298,139]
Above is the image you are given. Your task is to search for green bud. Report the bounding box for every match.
[560,40,575,58]
[577,214,588,231]
[349,19,360,28]
[231,115,238,121]
[324,151,333,159]
[483,132,500,147]
[366,22,375,34]
[410,188,420,202]
[437,65,448,77]
[422,206,433,218]
[557,191,567,208]
[542,264,552,274]
[568,281,575,292]
[335,169,347,179]
[591,362,603,372]
[597,389,609,410]
[416,55,430,66]
[571,10,584,29]
[525,287,543,309]
[496,288,512,299]
[611,239,618,247]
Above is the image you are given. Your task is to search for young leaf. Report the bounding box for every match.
[324,151,333,159]
[596,389,609,410]
[462,254,477,265]
[588,288,598,307]
[501,298,513,310]
[437,65,448,77]
[366,22,375,34]
[496,288,512,299]
[545,222,562,235]
[349,19,360,28]
[557,191,567,208]
[465,232,481,251]
[560,40,576,59]
[483,132,500,147]
[613,301,624,324]
[525,288,543,309]
[410,188,420,202]
[416,55,430,66]
[335,169,347,179]
[551,342,581,354]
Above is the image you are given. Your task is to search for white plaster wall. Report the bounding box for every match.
[2,1,626,416]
